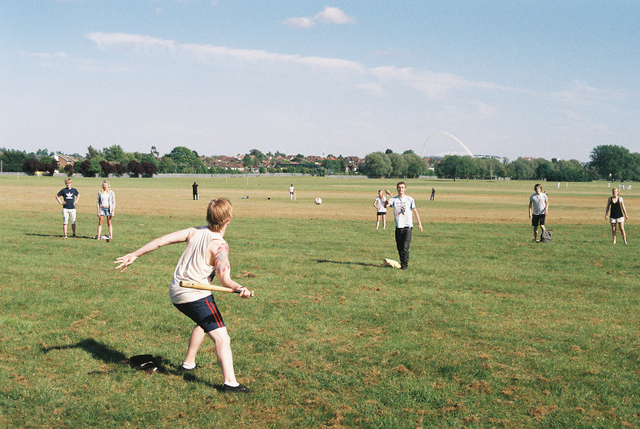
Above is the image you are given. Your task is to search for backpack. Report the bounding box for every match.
[541,230,552,243]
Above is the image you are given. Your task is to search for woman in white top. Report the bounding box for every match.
[96,180,116,240]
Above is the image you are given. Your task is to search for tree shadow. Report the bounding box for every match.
[41,338,221,389]
[313,259,381,267]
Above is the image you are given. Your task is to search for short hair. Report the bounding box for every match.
[534,183,541,191]
[612,187,619,194]
[397,181,406,188]
[64,178,72,185]
[207,198,233,231]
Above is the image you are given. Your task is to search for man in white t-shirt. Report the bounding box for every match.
[387,182,423,270]
[528,183,549,242]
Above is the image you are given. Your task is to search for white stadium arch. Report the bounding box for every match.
[421,131,473,158]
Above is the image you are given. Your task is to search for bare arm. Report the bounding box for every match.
[114,228,194,272]
[605,197,611,219]
[55,194,63,205]
[528,201,533,218]
[211,241,252,298]
[413,208,423,233]
[545,197,549,215]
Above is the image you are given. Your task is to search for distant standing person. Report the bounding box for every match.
[605,188,629,244]
[96,180,116,240]
[430,188,435,201]
[387,182,423,270]
[289,184,295,200]
[373,190,387,230]
[55,178,79,238]
[193,182,199,200]
[528,183,548,243]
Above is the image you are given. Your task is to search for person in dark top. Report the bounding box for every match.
[605,187,629,244]
[55,178,79,238]
[193,182,199,200]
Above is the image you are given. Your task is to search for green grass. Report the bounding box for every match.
[1,175,638,428]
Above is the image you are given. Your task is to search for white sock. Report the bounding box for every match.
[224,381,239,387]
[182,362,196,370]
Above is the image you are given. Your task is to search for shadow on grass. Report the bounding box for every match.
[27,233,96,240]
[314,259,382,267]
[41,338,224,390]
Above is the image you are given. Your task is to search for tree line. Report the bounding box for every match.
[1,144,638,181]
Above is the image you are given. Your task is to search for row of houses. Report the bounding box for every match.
[52,153,367,173]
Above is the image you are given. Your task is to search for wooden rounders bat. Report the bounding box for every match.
[180,281,254,297]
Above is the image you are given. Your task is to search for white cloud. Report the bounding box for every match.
[86,32,518,99]
[283,17,315,29]
[86,32,176,55]
[284,7,355,29]
[314,7,355,25]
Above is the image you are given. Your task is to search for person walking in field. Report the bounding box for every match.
[528,183,548,243]
[430,188,435,201]
[55,178,79,238]
[605,187,629,244]
[113,198,253,393]
[387,182,423,270]
[95,180,116,240]
[289,184,296,200]
[373,190,387,230]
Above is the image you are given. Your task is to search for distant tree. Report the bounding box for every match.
[590,145,633,181]
[159,156,177,173]
[1,149,29,172]
[22,158,42,174]
[385,149,394,154]
[86,145,103,160]
[387,152,408,177]
[64,164,74,177]
[79,159,102,177]
[113,163,126,177]
[141,161,158,177]
[100,160,114,177]
[404,152,428,178]
[103,145,127,163]
[362,152,392,178]
[43,158,59,175]
[509,158,536,180]
[127,160,145,177]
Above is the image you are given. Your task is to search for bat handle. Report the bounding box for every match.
[236,288,255,297]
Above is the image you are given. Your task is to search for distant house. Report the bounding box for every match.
[53,154,78,172]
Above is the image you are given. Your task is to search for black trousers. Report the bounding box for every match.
[395,227,412,269]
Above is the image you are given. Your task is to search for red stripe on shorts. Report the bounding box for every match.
[205,299,224,328]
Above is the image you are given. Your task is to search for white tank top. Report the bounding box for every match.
[169,226,224,304]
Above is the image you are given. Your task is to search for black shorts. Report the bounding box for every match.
[532,214,546,227]
[377,212,386,216]
[173,295,225,333]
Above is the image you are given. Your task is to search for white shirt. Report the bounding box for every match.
[388,195,416,228]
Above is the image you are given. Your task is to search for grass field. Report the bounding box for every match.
[1,175,638,428]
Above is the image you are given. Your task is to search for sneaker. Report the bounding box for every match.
[222,383,251,394]
[64,235,68,239]
[180,363,199,371]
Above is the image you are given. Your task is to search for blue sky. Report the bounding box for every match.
[1,1,638,161]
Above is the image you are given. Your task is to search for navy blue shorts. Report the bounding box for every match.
[173,295,225,333]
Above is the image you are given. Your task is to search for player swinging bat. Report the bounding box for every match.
[113,198,253,393]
